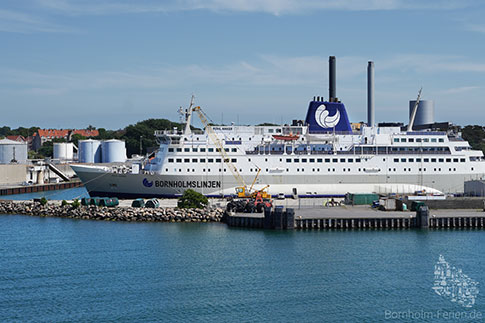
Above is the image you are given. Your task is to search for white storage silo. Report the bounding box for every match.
[53,142,74,160]
[102,139,126,163]
[0,139,28,164]
[78,139,102,163]
[409,100,434,126]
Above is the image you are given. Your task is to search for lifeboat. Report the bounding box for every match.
[272,134,299,141]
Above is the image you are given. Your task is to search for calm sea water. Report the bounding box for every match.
[0,214,484,322]
[4,187,89,201]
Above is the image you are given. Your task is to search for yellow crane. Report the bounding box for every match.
[192,106,270,198]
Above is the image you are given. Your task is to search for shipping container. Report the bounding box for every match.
[345,193,380,205]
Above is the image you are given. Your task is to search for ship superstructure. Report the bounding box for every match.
[71,57,485,198]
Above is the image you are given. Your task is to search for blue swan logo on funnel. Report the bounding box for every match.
[315,104,340,128]
[143,178,153,188]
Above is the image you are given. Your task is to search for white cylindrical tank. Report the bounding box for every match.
[78,139,102,163]
[409,100,434,126]
[53,142,74,160]
[0,139,28,164]
[102,139,126,163]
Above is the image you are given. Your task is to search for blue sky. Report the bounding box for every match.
[1,0,484,129]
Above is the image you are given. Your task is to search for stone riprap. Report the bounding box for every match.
[0,200,224,222]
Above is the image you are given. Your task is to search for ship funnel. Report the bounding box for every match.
[329,56,336,102]
[367,61,375,127]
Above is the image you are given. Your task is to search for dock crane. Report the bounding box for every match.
[191,106,270,199]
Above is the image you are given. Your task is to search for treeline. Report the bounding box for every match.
[2,122,484,158]
[122,119,186,156]
[52,119,186,158]
[0,119,187,158]
[462,125,485,154]
[0,126,40,138]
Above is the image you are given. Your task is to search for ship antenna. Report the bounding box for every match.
[184,94,195,135]
[178,106,184,123]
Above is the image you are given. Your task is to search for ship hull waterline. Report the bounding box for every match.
[70,164,472,199]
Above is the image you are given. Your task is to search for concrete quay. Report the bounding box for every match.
[225,205,485,230]
[0,180,83,196]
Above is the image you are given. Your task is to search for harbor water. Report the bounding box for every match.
[1,214,484,322]
[3,186,89,201]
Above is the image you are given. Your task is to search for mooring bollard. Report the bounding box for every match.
[416,206,429,228]
[274,206,283,230]
[264,207,273,229]
[285,208,295,230]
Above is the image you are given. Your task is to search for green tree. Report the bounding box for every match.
[462,125,485,154]
[71,199,80,208]
[121,118,186,157]
[0,126,11,137]
[37,141,54,158]
[177,189,208,209]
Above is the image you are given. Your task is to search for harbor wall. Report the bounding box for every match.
[0,163,76,187]
[0,181,83,196]
[0,165,27,185]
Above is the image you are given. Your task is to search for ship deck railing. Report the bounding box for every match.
[406,131,447,136]
[155,129,204,136]
[448,137,465,142]
[245,150,453,156]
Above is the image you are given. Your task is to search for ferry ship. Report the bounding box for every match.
[71,57,485,198]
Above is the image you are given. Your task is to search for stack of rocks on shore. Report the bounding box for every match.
[0,200,224,222]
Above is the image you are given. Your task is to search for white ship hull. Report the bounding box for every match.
[71,164,482,198]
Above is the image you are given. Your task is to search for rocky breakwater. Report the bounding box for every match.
[0,200,224,222]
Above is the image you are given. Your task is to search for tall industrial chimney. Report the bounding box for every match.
[329,56,336,102]
[367,61,375,127]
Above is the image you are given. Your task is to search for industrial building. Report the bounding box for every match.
[77,139,126,163]
[78,139,102,163]
[32,129,99,151]
[101,140,126,163]
[0,139,28,164]
[409,100,434,126]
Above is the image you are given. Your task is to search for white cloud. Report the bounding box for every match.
[2,53,484,96]
[0,8,75,33]
[376,54,485,74]
[465,23,485,34]
[35,0,472,15]
[1,53,484,127]
[439,86,481,94]
[0,56,331,94]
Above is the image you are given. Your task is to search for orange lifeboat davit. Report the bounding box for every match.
[272,134,299,141]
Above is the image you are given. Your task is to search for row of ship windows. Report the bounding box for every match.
[164,167,469,173]
[168,147,238,153]
[394,138,445,143]
[166,157,363,163]
[168,158,237,163]
[167,157,468,164]
[395,168,460,172]
[394,158,466,163]
[168,145,452,154]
